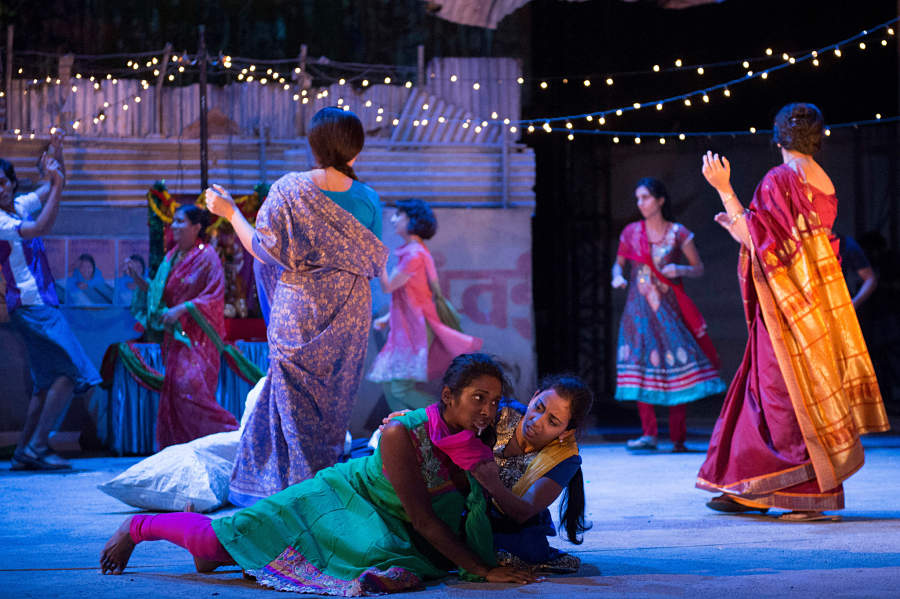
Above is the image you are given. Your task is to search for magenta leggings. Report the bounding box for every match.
[129,513,234,563]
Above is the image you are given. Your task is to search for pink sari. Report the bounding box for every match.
[368,241,482,383]
[157,243,238,449]
[696,165,888,510]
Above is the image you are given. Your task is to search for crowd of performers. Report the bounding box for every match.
[1,101,892,593]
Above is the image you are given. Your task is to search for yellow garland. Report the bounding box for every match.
[147,186,261,230]
[147,188,175,224]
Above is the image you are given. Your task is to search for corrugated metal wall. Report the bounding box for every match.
[3,57,523,143]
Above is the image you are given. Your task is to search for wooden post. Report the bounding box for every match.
[198,26,209,191]
[4,25,13,131]
[500,131,510,209]
[416,44,425,88]
[295,44,308,136]
[155,43,172,136]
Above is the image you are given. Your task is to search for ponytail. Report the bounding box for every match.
[558,467,590,544]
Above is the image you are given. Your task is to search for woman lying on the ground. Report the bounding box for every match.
[100,353,536,595]
[470,375,593,572]
[381,374,594,572]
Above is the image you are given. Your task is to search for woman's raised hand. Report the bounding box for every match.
[205,184,236,219]
[701,151,731,192]
[611,274,627,289]
[484,565,539,584]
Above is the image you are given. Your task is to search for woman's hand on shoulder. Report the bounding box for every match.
[611,274,627,289]
[161,303,186,327]
[484,565,539,584]
[379,409,411,431]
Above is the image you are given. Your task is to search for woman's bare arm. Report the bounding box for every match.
[470,460,563,523]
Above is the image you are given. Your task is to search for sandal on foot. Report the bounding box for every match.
[706,494,769,514]
[779,511,841,522]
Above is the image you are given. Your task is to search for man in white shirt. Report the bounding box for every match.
[1,136,101,470]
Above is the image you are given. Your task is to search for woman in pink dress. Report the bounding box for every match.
[368,199,482,411]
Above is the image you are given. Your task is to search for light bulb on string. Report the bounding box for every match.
[384,76,391,84]
[362,79,369,86]
[605,77,614,86]
[490,111,498,119]
[765,48,773,56]
[615,109,623,116]
[517,77,524,84]
[656,103,663,110]
[473,82,480,90]
[825,128,831,136]
[567,133,574,141]
[834,48,842,57]
[613,136,620,144]
[750,127,757,133]
[540,81,548,89]
[583,79,591,87]
[659,138,666,144]
[761,72,769,79]
[674,59,683,67]
[633,102,641,109]
[702,93,710,103]
[652,64,660,72]
[678,133,686,140]
[565,121,573,129]
[405,81,412,88]
[475,125,482,133]
[684,98,692,106]
[586,115,593,121]
[634,137,641,144]
[528,125,535,133]
[510,126,517,133]
[742,60,750,68]
[450,75,458,82]
[697,67,704,75]
[598,116,606,125]
[813,58,820,66]
[859,42,866,50]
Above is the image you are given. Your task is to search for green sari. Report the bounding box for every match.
[211,408,495,596]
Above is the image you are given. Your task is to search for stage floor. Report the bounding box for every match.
[2,434,899,598]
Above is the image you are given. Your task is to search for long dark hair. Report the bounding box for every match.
[441,353,511,448]
[309,107,365,182]
[538,373,594,544]
[634,176,674,221]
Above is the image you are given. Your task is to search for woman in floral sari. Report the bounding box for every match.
[127,205,238,450]
[100,353,536,594]
[696,103,889,521]
[206,107,389,506]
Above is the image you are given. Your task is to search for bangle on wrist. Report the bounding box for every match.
[729,210,748,226]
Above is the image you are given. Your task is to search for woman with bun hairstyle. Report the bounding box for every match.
[696,103,889,521]
[206,107,388,506]
[126,204,238,450]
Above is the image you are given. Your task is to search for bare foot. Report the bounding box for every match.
[100,517,136,574]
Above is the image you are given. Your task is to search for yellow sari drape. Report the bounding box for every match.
[745,170,888,492]
[511,436,579,497]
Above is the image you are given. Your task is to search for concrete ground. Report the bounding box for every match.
[2,433,899,598]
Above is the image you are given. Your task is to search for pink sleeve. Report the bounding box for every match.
[676,224,695,248]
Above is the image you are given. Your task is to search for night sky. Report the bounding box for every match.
[525,0,898,135]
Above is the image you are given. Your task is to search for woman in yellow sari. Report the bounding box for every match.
[471,375,593,571]
[695,103,889,521]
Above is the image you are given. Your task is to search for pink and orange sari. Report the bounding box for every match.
[696,164,889,510]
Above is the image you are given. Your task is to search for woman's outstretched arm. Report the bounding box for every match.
[470,460,563,523]
[205,185,267,262]
[702,151,751,248]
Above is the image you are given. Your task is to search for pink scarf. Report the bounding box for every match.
[426,403,493,470]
